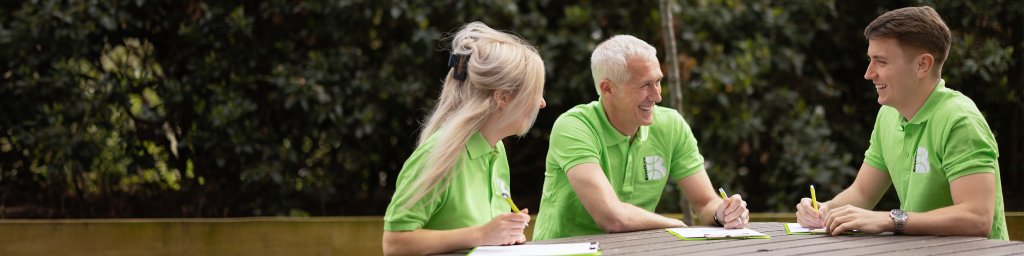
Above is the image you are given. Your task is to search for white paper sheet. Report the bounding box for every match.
[666,227,768,238]
[785,223,827,233]
[469,242,599,256]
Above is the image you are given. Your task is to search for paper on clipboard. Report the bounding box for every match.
[666,227,770,240]
[468,242,600,256]
[784,223,863,235]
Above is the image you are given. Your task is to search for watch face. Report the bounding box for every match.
[891,209,907,220]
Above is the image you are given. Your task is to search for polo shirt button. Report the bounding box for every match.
[905,134,911,138]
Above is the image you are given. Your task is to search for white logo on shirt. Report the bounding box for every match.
[495,178,510,195]
[644,155,666,180]
[915,147,930,174]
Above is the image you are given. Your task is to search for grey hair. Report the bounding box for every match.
[590,35,658,95]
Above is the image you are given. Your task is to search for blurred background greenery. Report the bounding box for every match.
[0,0,1019,218]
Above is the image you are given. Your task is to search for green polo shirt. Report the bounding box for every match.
[384,130,513,231]
[864,79,1007,240]
[533,100,705,240]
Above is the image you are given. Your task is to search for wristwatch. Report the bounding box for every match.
[890,209,907,235]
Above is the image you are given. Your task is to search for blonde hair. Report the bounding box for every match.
[590,35,658,95]
[402,22,545,209]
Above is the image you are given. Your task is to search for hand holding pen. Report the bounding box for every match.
[479,192,530,246]
[716,188,750,229]
[796,185,829,228]
[502,192,528,227]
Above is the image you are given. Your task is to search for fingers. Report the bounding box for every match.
[796,198,823,225]
[725,194,743,216]
[722,195,746,225]
[494,213,527,234]
[738,209,749,228]
[503,212,530,225]
[484,216,527,246]
[824,206,851,234]
[723,201,748,229]
[728,209,749,229]
[831,221,855,236]
[823,209,835,233]
[797,200,823,228]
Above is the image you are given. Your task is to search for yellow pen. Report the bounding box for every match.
[811,185,819,212]
[502,192,528,227]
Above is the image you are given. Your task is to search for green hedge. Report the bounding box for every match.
[0,0,1020,218]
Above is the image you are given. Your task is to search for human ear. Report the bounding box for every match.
[493,89,511,108]
[599,79,615,99]
[916,53,934,79]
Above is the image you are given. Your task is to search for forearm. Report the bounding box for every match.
[596,201,685,233]
[382,227,480,256]
[696,198,723,226]
[903,203,993,237]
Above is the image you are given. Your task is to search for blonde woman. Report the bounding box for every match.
[381,22,546,256]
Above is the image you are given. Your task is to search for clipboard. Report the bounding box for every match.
[468,242,600,256]
[784,223,865,235]
[666,227,771,240]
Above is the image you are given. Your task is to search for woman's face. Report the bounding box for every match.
[511,89,546,136]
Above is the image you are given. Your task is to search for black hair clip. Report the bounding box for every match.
[447,53,470,81]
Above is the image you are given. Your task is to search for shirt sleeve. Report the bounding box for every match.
[670,113,704,180]
[864,110,889,172]
[942,116,999,182]
[549,115,600,173]
[383,139,449,231]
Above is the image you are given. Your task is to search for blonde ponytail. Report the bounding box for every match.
[401,22,545,210]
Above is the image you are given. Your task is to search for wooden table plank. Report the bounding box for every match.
[613,228,865,255]
[875,239,1024,256]
[431,222,1022,255]
[936,243,1024,256]
[779,236,977,256]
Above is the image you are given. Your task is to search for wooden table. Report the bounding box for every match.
[437,222,1024,255]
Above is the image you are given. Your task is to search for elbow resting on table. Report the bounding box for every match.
[595,215,629,233]
[382,232,410,256]
[966,217,993,238]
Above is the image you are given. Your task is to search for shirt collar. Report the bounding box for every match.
[906,79,946,125]
[596,99,650,146]
[465,130,496,159]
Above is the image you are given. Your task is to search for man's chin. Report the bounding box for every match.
[639,118,654,126]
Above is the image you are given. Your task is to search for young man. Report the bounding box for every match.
[795,6,1007,240]
[533,35,749,241]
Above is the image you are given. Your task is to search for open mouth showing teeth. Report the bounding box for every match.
[875,84,888,89]
[639,106,652,111]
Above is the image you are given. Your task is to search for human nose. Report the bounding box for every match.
[651,84,663,103]
[539,98,546,109]
[864,62,875,80]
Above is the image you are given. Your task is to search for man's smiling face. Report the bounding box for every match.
[607,56,663,129]
[864,37,920,108]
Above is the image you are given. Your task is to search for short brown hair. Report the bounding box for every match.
[864,6,952,71]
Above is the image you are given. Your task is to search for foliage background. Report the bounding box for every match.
[0,0,1020,218]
